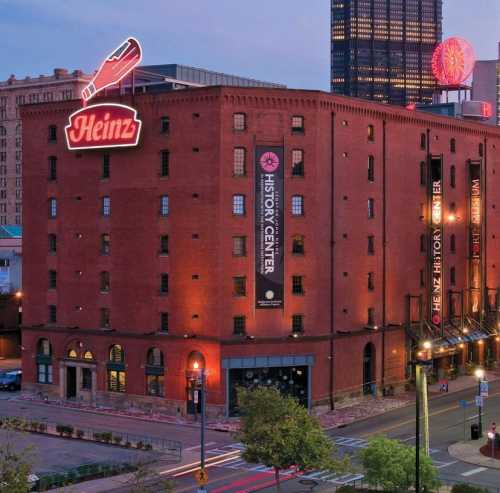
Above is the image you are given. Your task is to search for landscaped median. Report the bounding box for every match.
[0,414,181,456]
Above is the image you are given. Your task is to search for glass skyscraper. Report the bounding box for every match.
[331,0,442,105]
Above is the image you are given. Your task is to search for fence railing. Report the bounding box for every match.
[0,414,182,460]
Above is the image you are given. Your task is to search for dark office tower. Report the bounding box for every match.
[331,0,442,105]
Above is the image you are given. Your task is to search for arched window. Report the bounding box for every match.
[450,165,456,188]
[450,138,456,153]
[0,126,6,136]
[367,124,374,142]
[420,133,426,150]
[146,348,165,397]
[107,345,125,393]
[479,143,484,157]
[68,349,78,359]
[363,343,376,395]
[450,234,456,253]
[83,351,94,360]
[147,347,164,367]
[109,344,124,363]
[367,155,374,182]
[36,338,53,384]
[292,235,305,255]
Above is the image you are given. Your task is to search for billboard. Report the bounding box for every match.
[430,156,443,328]
[255,146,284,309]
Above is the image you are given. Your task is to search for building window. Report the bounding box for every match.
[368,236,375,255]
[232,236,246,256]
[160,273,169,294]
[292,150,304,177]
[368,272,374,291]
[146,374,164,397]
[233,113,246,131]
[108,370,126,392]
[233,276,246,296]
[233,148,246,176]
[160,195,169,216]
[160,150,169,177]
[100,308,110,328]
[48,125,57,142]
[292,314,304,333]
[48,305,57,323]
[37,338,53,384]
[160,116,170,134]
[420,133,426,150]
[292,275,304,295]
[368,198,375,218]
[367,124,374,142]
[420,269,425,287]
[450,234,456,253]
[291,195,304,216]
[48,270,57,289]
[109,344,124,363]
[83,351,94,360]
[101,234,110,255]
[450,138,456,153]
[292,235,304,255]
[291,115,305,133]
[368,156,374,182]
[48,156,57,181]
[420,234,426,253]
[160,312,168,333]
[48,198,57,218]
[102,154,110,179]
[232,194,245,215]
[160,235,169,255]
[147,347,164,367]
[450,165,456,188]
[81,368,92,390]
[367,308,375,326]
[100,271,110,292]
[479,143,484,157]
[146,348,165,397]
[48,234,57,253]
[450,266,456,286]
[102,196,110,216]
[233,316,246,335]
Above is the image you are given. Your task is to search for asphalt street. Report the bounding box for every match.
[3,383,500,492]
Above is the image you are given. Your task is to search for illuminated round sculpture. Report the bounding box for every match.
[432,37,476,86]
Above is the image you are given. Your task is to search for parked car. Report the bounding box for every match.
[0,370,22,391]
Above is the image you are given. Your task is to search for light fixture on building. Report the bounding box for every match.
[475,367,485,380]
[422,340,432,350]
[463,327,469,334]
[447,213,457,223]
[14,291,22,299]
[246,335,255,341]
[459,343,465,349]
[495,336,500,342]
[289,332,300,339]
[478,339,484,345]
[439,347,445,353]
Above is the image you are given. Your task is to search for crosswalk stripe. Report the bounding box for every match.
[461,467,487,477]
[302,470,326,479]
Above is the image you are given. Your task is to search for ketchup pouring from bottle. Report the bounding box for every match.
[82,37,142,101]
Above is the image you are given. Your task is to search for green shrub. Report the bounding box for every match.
[451,484,491,493]
[93,432,102,441]
[76,429,84,439]
[136,441,144,449]
[38,422,47,432]
[125,441,131,448]
[30,421,39,431]
[101,432,112,443]
[144,443,153,451]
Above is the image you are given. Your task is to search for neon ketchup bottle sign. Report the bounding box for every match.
[65,37,143,151]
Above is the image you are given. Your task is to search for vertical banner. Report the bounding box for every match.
[469,161,481,314]
[255,146,284,309]
[429,156,443,328]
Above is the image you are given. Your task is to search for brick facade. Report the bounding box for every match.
[21,87,500,416]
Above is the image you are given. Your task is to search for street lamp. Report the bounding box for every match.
[191,358,207,491]
[475,367,485,437]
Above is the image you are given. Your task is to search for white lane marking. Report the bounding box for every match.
[302,470,326,479]
[434,460,458,469]
[401,436,416,442]
[185,441,216,451]
[461,467,488,477]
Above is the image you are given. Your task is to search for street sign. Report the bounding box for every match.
[475,396,484,407]
[480,380,489,397]
[458,399,469,409]
[195,468,208,486]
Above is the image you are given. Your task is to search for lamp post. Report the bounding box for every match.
[475,367,485,437]
[192,361,207,492]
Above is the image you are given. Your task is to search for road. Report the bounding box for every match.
[2,383,500,492]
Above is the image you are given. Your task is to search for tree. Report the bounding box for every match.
[127,461,174,493]
[0,418,35,493]
[236,387,348,492]
[361,437,440,492]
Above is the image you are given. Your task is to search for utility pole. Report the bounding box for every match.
[415,363,421,493]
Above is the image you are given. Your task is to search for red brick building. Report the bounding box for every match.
[21,87,500,416]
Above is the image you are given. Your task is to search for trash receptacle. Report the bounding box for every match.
[471,423,480,440]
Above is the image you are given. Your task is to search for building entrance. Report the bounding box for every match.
[66,366,77,399]
[228,366,308,416]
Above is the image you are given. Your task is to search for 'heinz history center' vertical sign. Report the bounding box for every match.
[255,146,284,309]
[430,156,443,328]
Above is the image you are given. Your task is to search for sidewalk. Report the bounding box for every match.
[449,438,500,470]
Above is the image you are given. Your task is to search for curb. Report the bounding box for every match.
[448,439,500,470]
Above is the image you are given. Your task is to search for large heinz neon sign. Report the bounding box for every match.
[66,37,143,151]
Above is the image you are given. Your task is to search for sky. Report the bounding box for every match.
[0,0,498,90]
